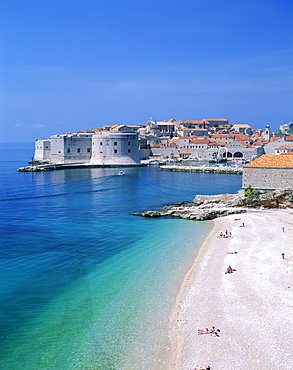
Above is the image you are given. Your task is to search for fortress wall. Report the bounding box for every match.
[243,167,293,190]
[34,140,51,161]
[91,132,140,165]
[63,135,92,163]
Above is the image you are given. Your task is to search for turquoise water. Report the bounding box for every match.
[0,143,242,369]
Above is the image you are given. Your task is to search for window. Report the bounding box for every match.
[114,149,117,154]
[128,142,131,145]
[114,142,117,146]
[77,148,80,153]
[128,149,131,153]
[100,142,103,146]
[87,148,91,152]
[67,148,70,153]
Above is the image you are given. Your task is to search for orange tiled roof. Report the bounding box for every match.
[236,140,253,148]
[269,137,281,143]
[244,154,293,168]
[276,145,293,150]
[204,118,229,121]
[211,134,234,138]
[208,141,227,146]
[189,139,210,144]
[285,136,293,141]
[280,152,293,155]
[87,127,104,132]
[180,150,192,154]
[253,140,266,146]
[234,134,250,140]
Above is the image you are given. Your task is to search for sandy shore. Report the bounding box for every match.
[170,210,293,370]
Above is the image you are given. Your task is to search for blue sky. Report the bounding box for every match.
[1,0,292,142]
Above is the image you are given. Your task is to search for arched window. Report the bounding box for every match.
[222,151,232,158]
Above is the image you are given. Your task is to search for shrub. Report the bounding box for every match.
[244,185,256,198]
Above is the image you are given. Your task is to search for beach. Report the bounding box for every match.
[170,210,293,370]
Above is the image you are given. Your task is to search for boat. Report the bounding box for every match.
[118,170,125,175]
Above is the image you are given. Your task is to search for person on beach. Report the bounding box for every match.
[227,251,238,254]
[211,326,220,336]
[240,222,246,227]
[198,327,220,336]
[226,266,233,273]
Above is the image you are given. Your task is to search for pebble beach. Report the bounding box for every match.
[170,210,293,370]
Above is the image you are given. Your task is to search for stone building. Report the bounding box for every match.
[49,133,93,164]
[35,133,93,164]
[91,131,140,165]
[34,130,141,166]
[34,139,51,161]
[223,141,263,161]
[264,136,293,155]
[231,124,252,135]
[243,154,293,190]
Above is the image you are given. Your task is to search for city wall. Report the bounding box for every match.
[243,167,293,190]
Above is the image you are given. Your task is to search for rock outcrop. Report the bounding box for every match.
[134,189,293,221]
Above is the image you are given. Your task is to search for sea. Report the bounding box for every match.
[0,142,242,369]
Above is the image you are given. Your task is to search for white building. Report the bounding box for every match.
[279,122,293,133]
[91,131,140,165]
[34,130,141,166]
[275,145,293,155]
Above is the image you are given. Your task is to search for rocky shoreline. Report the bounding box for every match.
[132,189,293,221]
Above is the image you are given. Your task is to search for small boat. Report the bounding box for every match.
[118,170,124,175]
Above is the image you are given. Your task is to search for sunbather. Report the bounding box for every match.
[198,327,220,336]
[226,266,233,273]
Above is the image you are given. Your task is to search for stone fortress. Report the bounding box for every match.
[34,126,142,166]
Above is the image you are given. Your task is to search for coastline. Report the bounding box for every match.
[168,220,218,368]
[169,209,293,369]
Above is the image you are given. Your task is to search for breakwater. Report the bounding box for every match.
[17,163,145,172]
[160,165,243,174]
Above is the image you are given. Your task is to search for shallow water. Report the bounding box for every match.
[0,143,242,369]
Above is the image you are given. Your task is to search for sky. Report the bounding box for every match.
[0,0,292,142]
